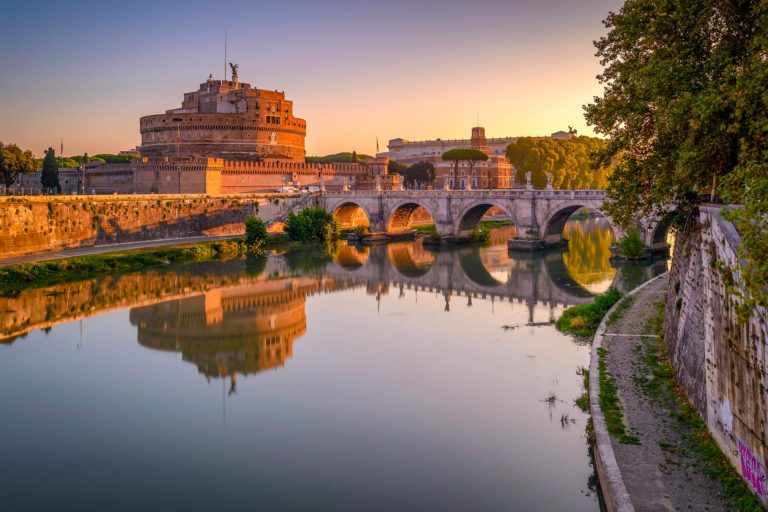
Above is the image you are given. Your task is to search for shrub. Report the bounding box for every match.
[284,207,338,243]
[556,287,623,338]
[245,216,267,250]
[619,228,645,259]
[470,224,490,243]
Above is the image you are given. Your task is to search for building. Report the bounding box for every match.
[381,128,573,189]
[434,127,515,189]
[11,69,400,195]
[380,128,517,166]
[139,72,307,162]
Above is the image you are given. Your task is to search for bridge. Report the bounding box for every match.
[321,188,672,252]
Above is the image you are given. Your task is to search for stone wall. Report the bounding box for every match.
[0,193,302,259]
[665,205,768,498]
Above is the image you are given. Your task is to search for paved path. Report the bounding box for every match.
[0,235,240,267]
[604,274,731,511]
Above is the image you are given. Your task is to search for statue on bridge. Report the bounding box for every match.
[525,171,533,190]
[546,172,553,190]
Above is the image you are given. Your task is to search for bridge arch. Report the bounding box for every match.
[454,200,517,236]
[386,200,437,234]
[540,203,620,244]
[331,201,372,230]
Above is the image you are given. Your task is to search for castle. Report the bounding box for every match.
[138,72,307,162]
[17,69,398,195]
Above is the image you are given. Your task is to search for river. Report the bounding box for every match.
[0,218,668,511]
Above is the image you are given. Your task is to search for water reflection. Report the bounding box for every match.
[562,217,616,294]
[130,278,317,382]
[0,220,670,512]
[0,221,667,346]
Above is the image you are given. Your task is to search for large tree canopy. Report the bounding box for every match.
[401,161,436,187]
[0,142,37,192]
[585,0,768,305]
[505,136,612,189]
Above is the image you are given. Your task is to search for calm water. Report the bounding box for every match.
[0,218,667,511]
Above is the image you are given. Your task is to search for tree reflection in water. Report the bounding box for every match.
[562,216,616,294]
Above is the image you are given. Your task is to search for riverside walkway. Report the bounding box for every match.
[593,274,732,511]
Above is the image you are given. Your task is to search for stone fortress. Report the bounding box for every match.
[19,66,397,195]
[139,68,307,162]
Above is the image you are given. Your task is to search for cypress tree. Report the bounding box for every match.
[41,147,61,193]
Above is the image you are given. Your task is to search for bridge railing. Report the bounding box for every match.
[324,188,607,198]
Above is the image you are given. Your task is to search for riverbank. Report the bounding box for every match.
[590,274,762,511]
[0,232,319,296]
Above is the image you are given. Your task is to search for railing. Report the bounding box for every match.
[323,188,607,198]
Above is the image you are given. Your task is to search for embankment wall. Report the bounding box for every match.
[0,194,306,259]
[665,205,768,501]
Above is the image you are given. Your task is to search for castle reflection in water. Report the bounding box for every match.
[0,219,667,386]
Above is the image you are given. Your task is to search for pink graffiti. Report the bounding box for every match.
[738,438,767,500]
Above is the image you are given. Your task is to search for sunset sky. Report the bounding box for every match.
[0,0,622,157]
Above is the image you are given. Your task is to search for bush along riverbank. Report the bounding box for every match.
[555,288,622,338]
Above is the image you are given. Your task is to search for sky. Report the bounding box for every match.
[0,0,623,157]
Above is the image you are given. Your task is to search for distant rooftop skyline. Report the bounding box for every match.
[0,0,622,157]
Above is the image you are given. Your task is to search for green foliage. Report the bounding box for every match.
[401,161,436,187]
[597,347,641,444]
[584,0,768,305]
[470,224,490,243]
[284,207,338,243]
[244,216,267,251]
[305,152,372,164]
[0,141,37,190]
[555,287,622,338]
[619,228,645,259]
[575,366,590,413]
[92,153,139,164]
[41,148,61,192]
[505,136,612,189]
[55,157,82,168]
[441,148,488,163]
[387,160,407,175]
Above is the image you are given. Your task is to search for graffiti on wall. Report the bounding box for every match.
[738,438,767,501]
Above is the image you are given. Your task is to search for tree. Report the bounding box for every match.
[285,207,338,243]
[351,150,357,164]
[245,216,268,250]
[505,136,611,189]
[0,142,37,193]
[41,148,61,193]
[463,148,488,186]
[442,148,489,188]
[401,161,435,188]
[388,160,406,175]
[584,0,768,306]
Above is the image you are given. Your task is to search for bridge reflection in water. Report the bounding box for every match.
[0,219,666,386]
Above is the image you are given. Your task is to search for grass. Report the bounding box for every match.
[597,346,641,444]
[642,302,764,511]
[555,287,623,338]
[477,219,514,229]
[575,366,590,413]
[0,239,253,296]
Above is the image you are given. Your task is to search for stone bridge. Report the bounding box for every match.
[321,189,672,251]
